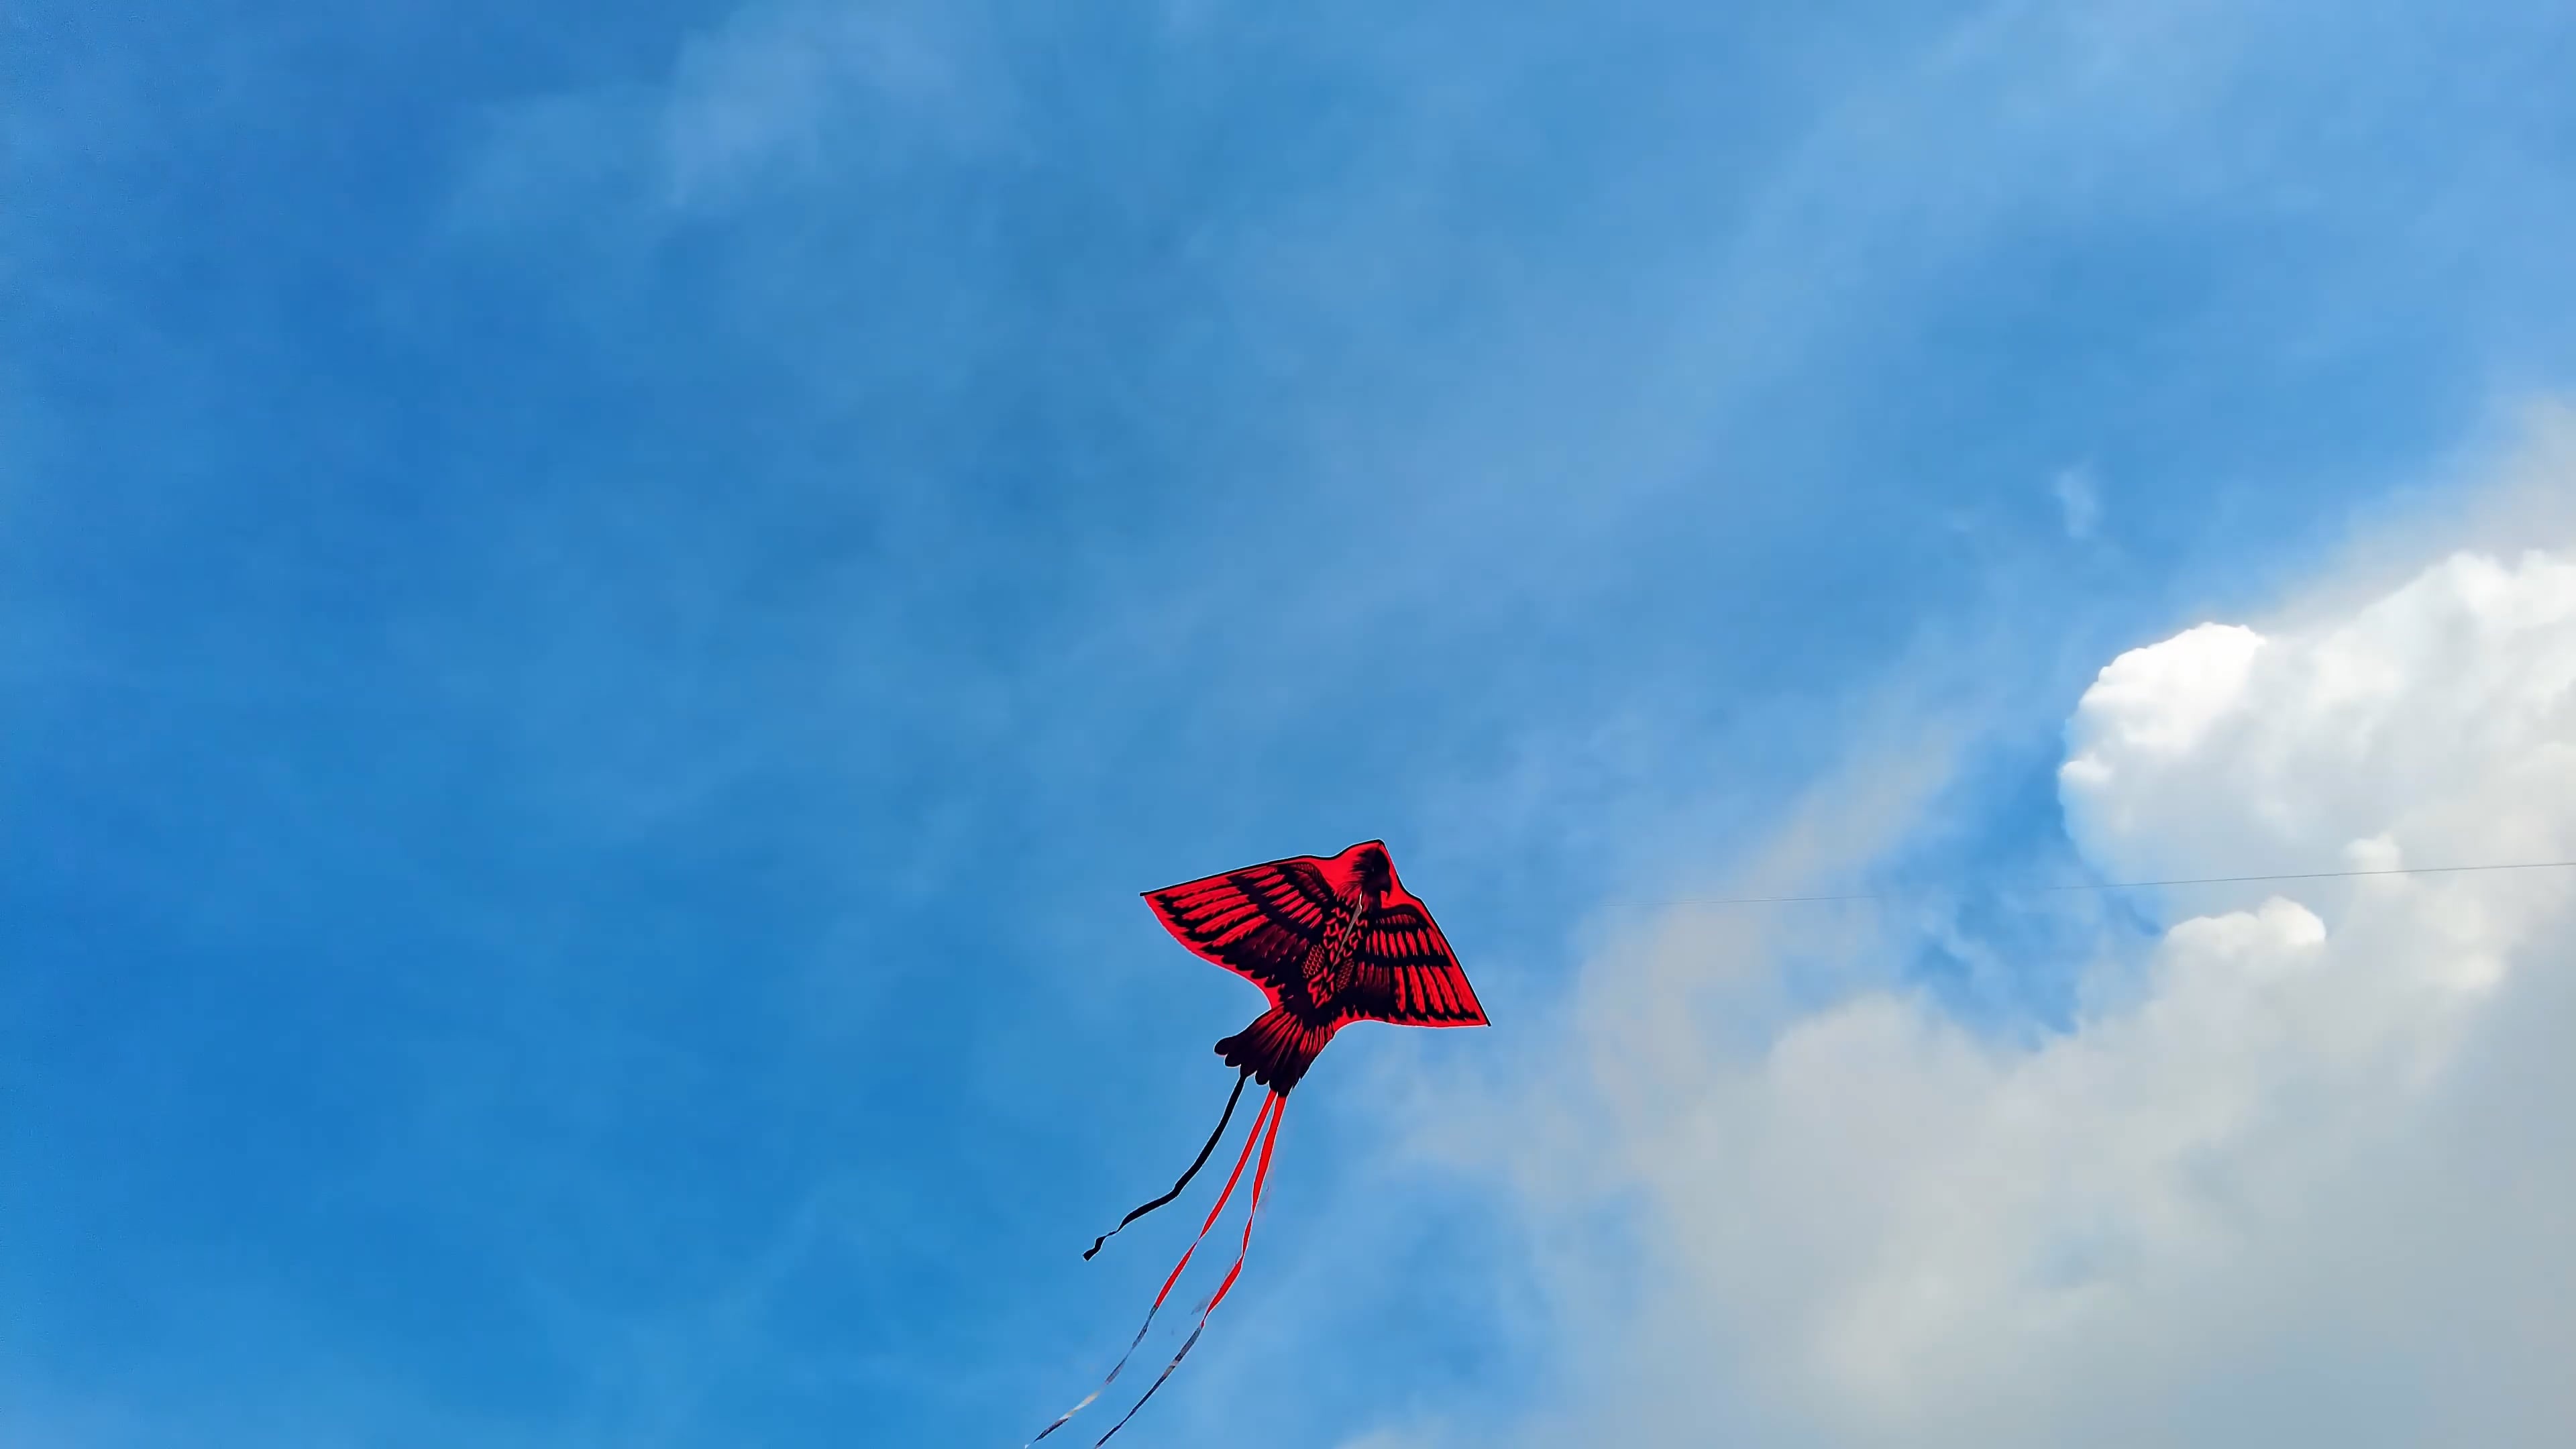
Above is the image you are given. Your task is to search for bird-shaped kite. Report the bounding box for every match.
[1031,840,1487,1445]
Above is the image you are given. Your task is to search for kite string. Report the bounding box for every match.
[1658,858,2576,908]
[1085,1066,1253,1260]
[1028,1091,1275,1446]
[1094,1090,1285,1448]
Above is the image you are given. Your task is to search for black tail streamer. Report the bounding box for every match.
[1092,1091,1284,1446]
[1028,1091,1273,1446]
[1083,1067,1252,1260]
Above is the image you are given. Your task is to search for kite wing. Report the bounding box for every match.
[1342,900,1487,1027]
[1142,858,1336,1004]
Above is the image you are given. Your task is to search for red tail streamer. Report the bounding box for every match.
[1028,1092,1277,1445]
[1092,1091,1285,1447]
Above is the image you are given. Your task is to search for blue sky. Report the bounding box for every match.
[9,3,2575,1446]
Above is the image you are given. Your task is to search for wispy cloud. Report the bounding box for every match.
[2053,467,2102,541]
[449,0,1011,235]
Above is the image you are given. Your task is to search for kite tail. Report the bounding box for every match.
[1094,1091,1285,1448]
[1215,1007,1326,1095]
[1028,1091,1276,1446]
[1084,1067,1252,1260]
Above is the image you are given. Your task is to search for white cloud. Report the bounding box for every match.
[2064,549,2576,889]
[1435,447,2576,1446]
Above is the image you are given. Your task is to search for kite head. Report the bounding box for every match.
[1342,840,1395,902]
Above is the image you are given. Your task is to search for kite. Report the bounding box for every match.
[1030,840,1489,1445]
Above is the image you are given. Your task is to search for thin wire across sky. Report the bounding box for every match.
[1661,859,2576,908]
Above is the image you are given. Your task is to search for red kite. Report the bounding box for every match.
[1032,841,1487,1445]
